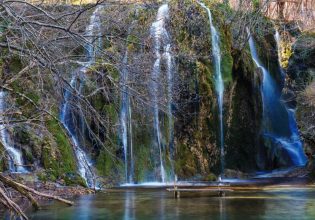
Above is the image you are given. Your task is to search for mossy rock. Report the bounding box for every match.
[202,173,217,181]
[43,119,77,179]
[63,172,87,187]
[24,148,34,164]
[8,56,23,73]
[127,34,141,52]
[14,127,31,145]
[225,49,263,172]
[96,149,123,183]
[37,171,48,182]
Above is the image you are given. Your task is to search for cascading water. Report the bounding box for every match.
[247,28,307,166]
[128,101,134,183]
[61,76,95,187]
[164,44,175,177]
[150,3,174,183]
[0,91,27,173]
[274,30,307,166]
[60,6,103,188]
[84,6,103,65]
[120,50,135,183]
[198,2,225,175]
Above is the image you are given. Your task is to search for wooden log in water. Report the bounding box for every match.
[0,174,74,206]
[167,188,234,198]
[167,188,234,192]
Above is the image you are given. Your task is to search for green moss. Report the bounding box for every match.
[26,91,40,105]
[219,26,233,84]
[196,60,214,94]
[47,170,57,182]
[222,54,233,83]
[96,150,113,176]
[175,143,197,178]
[252,0,260,10]
[203,173,217,181]
[134,141,152,182]
[103,37,112,50]
[47,119,76,172]
[14,127,31,145]
[96,149,123,182]
[37,172,48,182]
[92,93,106,112]
[108,66,120,81]
[10,79,41,118]
[131,113,155,182]
[24,149,34,163]
[43,119,77,181]
[63,173,87,187]
[136,7,155,26]
[176,29,192,53]
[41,138,56,170]
[103,104,118,122]
[8,56,22,73]
[168,0,227,177]
[127,34,140,52]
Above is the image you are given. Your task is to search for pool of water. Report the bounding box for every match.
[27,187,315,220]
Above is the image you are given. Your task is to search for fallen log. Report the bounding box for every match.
[167,187,234,198]
[0,187,28,220]
[166,188,234,192]
[12,185,40,210]
[0,174,74,206]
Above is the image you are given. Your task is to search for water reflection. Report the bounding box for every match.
[75,194,93,220]
[26,187,315,220]
[124,190,135,220]
[219,198,226,220]
[263,188,309,219]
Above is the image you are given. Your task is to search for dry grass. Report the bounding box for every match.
[304,82,315,107]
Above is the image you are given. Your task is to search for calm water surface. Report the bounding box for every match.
[27,187,315,220]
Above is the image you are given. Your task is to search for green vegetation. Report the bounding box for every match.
[0,0,313,189]
[46,120,76,172]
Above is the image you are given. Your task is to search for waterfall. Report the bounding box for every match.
[247,28,307,167]
[274,30,307,166]
[150,3,174,183]
[164,44,175,177]
[60,6,103,188]
[120,50,134,183]
[128,100,134,183]
[198,2,225,175]
[247,28,277,107]
[61,76,95,187]
[0,91,27,173]
[85,6,103,63]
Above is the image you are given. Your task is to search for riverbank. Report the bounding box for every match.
[2,172,315,219]
[1,167,313,215]
[0,172,94,213]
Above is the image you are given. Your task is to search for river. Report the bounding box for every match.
[26,185,315,219]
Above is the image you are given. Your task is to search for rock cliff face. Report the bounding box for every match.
[1,1,312,185]
[225,49,263,172]
[287,32,315,172]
